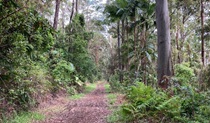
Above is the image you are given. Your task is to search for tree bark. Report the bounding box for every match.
[53,0,61,30]
[69,0,75,24]
[201,0,205,66]
[126,18,129,70]
[117,21,123,83]
[75,0,78,14]
[175,26,181,63]
[121,19,125,71]
[156,0,171,89]
[61,4,65,31]
[133,15,136,52]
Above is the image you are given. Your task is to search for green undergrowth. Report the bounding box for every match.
[105,82,121,123]
[0,2,98,121]
[107,94,117,105]
[112,82,210,123]
[105,83,117,105]
[105,83,111,93]
[2,111,44,123]
[70,93,85,100]
[69,83,97,100]
[83,83,97,93]
[107,108,122,123]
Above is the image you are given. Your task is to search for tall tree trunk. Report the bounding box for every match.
[121,19,125,71]
[201,0,205,66]
[53,0,61,30]
[94,46,99,67]
[117,21,122,83]
[75,0,78,14]
[133,15,136,52]
[121,19,125,44]
[176,26,181,63]
[156,0,171,89]
[69,0,75,24]
[61,4,65,31]
[126,18,129,70]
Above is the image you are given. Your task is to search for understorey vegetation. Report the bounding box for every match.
[1,0,210,122]
[104,0,210,122]
[0,0,98,120]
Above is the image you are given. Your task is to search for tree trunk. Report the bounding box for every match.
[69,0,75,24]
[201,0,205,66]
[117,21,122,83]
[53,0,61,30]
[133,15,136,52]
[121,19,125,71]
[126,18,129,70]
[175,26,181,63]
[61,4,65,31]
[156,0,171,89]
[75,0,78,14]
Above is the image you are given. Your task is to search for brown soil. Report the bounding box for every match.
[34,83,111,123]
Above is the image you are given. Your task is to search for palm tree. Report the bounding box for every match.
[104,0,127,83]
[104,0,156,83]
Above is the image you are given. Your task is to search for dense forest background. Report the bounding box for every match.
[0,0,210,122]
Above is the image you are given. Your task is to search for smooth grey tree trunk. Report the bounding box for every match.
[53,0,61,30]
[156,0,171,89]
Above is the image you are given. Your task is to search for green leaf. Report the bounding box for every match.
[145,51,152,62]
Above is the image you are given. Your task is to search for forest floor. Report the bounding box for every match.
[32,82,121,123]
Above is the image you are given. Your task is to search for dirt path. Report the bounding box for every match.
[36,83,111,123]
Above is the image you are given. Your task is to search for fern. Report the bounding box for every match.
[119,82,210,123]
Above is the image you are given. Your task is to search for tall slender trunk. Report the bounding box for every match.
[126,18,129,70]
[176,26,181,63]
[121,19,125,72]
[61,4,65,31]
[117,21,122,83]
[156,0,171,89]
[53,0,61,30]
[201,0,205,66]
[94,46,99,66]
[75,0,78,14]
[133,15,136,52]
[133,9,138,77]
[122,19,125,44]
[70,0,75,24]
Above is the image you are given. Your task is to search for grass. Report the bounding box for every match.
[107,93,117,105]
[69,83,97,100]
[83,83,97,93]
[106,93,124,123]
[107,108,123,123]
[70,93,85,100]
[105,83,117,105]
[104,83,117,105]
[105,83,125,123]
[104,83,111,93]
[3,111,44,123]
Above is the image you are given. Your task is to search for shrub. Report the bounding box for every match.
[174,63,195,85]
[108,74,124,92]
[116,82,210,123]
[199,65,210,89]
[52,60,75,84]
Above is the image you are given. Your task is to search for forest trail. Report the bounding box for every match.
[34,82,111,123]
